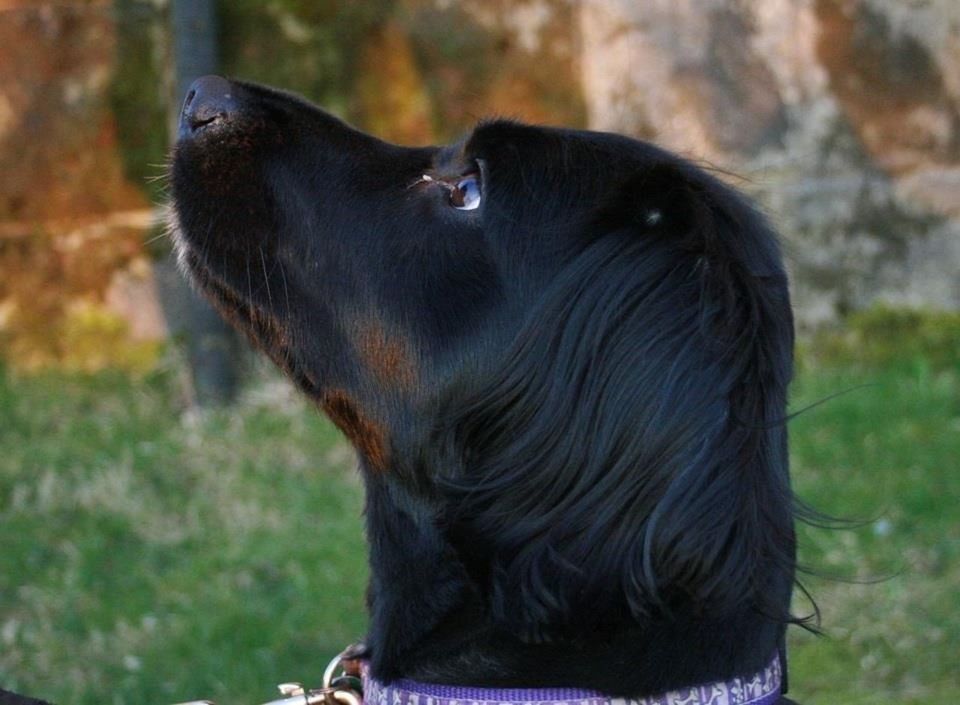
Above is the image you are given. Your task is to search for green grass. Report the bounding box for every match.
[0,363,367,704]
[1,344,958,704]
[787,355,960,703]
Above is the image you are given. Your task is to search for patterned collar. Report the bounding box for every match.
[361,655,781,705]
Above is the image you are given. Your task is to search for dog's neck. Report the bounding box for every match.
[358,471,790,699]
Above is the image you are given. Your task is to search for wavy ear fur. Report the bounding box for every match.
[441,162,796,639]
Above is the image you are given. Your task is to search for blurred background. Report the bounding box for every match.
[0,1,957,703]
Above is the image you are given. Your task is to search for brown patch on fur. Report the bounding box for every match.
[182,249,299,382]
[356,321,417,389]
[321,389,390,472]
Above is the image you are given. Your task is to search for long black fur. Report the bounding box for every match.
[169,78,803,702]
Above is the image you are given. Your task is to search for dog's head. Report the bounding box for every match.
[171,76,796,641]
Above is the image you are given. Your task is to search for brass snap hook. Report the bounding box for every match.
[322,649,363,705]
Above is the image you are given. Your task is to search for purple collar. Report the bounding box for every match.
[361,656,781,705]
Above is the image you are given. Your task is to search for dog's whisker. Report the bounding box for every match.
[279,259,292,326]
[258,245,274,311]
[143,230,169,247]
[245,252,255,323]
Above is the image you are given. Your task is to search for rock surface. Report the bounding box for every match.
[578,0,960,326]
[1,0,957,353]
[0,2,146,221]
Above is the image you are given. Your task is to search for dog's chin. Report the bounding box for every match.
[165,204,322,395]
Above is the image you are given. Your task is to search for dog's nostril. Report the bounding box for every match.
[189,110,225,131]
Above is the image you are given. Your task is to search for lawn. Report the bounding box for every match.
[1,341,957,704]
[787,354,959,702]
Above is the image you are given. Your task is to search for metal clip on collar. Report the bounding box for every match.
[172,650,362,705]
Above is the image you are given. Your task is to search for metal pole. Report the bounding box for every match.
[163,0,240,406]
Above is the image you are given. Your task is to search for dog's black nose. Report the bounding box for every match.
[179,75,237,138]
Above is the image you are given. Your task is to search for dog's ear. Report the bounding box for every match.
[441,161,795,638]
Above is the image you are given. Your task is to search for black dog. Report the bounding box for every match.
[170,76,802,703]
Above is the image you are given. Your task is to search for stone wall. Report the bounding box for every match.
[0,1,160,370]
[0,2,148,221]
[1,0,957,367]
[578,0,960,327]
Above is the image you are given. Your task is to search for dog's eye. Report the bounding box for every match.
[449,174,481,211]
